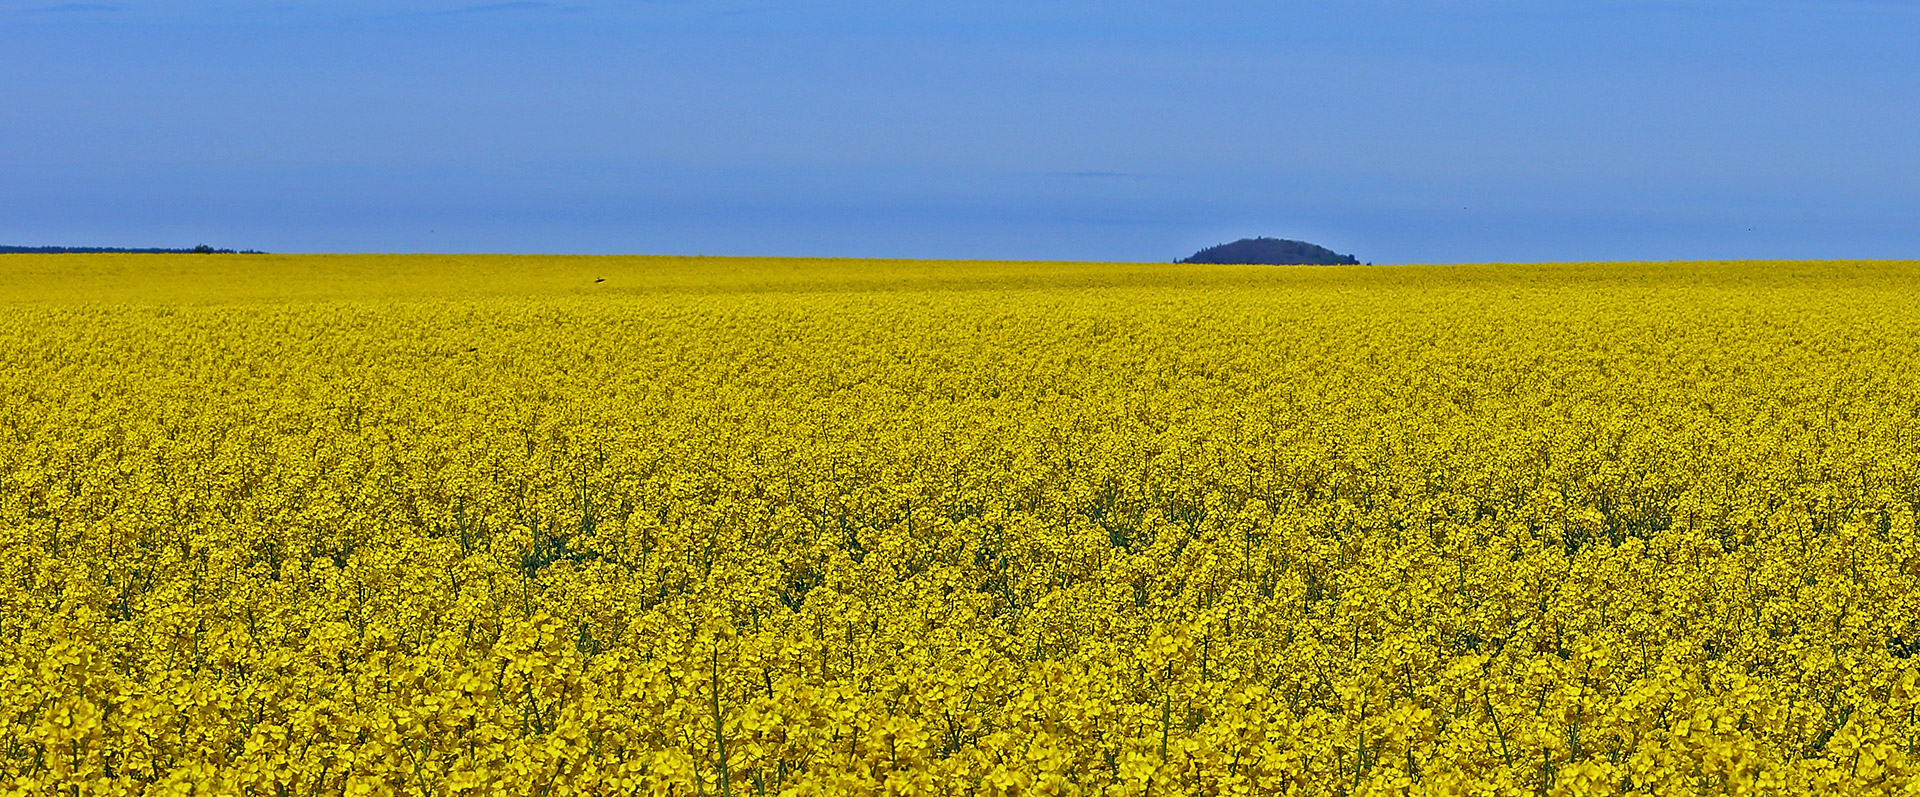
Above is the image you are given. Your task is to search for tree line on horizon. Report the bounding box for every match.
[0,245,264,254]
[1180,237,1363,266]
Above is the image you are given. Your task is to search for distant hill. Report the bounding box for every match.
[1180,237,1360,266]
[0,245,263,254]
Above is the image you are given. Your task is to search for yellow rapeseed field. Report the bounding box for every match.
[4,254,1920,796]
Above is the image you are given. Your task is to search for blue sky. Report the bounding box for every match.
[3,1,1917,263]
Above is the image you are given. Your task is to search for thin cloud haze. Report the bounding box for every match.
[429,2,584,15]
[12,3,122,12]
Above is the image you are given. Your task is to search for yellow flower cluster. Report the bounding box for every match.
[3,254,1919,796]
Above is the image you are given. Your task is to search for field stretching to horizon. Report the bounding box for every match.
[5,253,1920,796]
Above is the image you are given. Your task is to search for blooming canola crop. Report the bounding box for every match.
[3,254,1920,795]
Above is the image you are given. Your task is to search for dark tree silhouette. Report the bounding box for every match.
[1179,237,1360,266]
[1,245,264,254]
